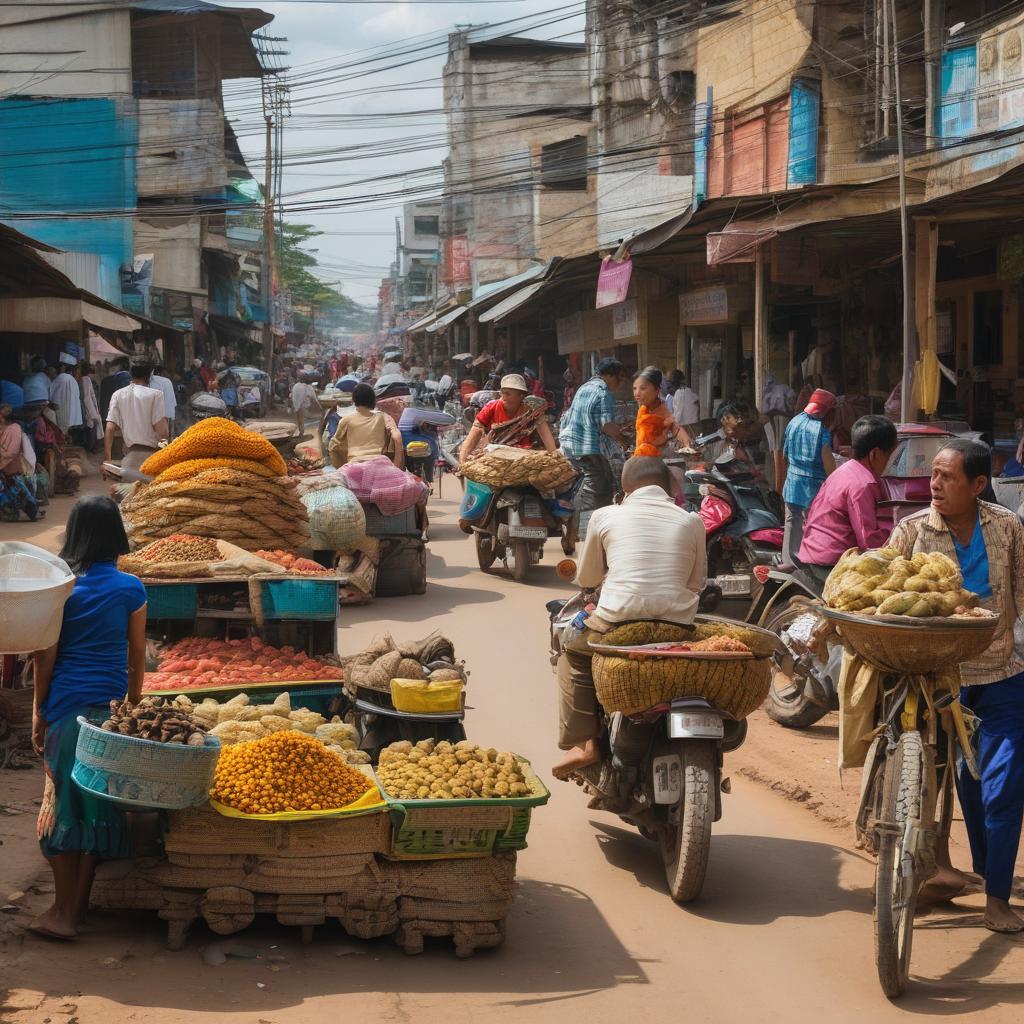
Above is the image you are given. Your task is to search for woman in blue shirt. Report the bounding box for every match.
[780,388,836,565]
[31,496,147,940]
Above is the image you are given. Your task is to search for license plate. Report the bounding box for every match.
[669,712,724,739]
[508,526,547,539]
[652,755,682,804]
[712,573,751,596]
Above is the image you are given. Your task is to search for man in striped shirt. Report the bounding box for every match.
[559,358,627,517]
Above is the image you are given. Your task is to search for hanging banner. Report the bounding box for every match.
[787,78,820,187]
[595,255,632,309]
[612,299,639,340]
[556,312,584,354]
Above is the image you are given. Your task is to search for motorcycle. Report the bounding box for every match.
[460,479,574,582]
[548,595,768,902]
[398,406,457,486]
[679,448,783,619]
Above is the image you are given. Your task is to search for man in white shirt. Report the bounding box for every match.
[104,362,168,472]
[668,369,700,431]
[48,363,83,436]
[150,365,178,439]
[291,374,321,438]
[553,456,707,779]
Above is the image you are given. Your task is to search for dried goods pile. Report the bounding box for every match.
[177,691,368,765]
[100,696,208,746]
[136,534,222,564]
[377,739,531,800]
[344,631,466,695]
[122,418,309,552]
[825,547,980,617]
[210,730,372,814]
[253,549,329,573]
[596,620,778,657]
[461,446,577,493]
[144,636,344,691]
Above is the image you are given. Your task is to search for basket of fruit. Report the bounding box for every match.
[72,697,220,810]
[821,547,999,674]
[374,740,550,859]
[589,617,779,719]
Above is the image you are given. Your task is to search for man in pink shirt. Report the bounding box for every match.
[798,415,898,587]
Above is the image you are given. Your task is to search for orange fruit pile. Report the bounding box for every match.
[210,730,370,814]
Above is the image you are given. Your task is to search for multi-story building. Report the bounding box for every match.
[0,0,272,368]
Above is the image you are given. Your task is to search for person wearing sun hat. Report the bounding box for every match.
[780,387,836,566]
[458,373,557,464]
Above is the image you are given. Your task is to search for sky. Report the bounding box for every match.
[222,0,586,309]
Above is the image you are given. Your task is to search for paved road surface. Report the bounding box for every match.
[2,490,1023,1022]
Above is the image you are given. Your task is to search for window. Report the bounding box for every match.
[413,215,439,237]
[540,136,588,192]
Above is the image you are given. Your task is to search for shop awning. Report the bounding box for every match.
[477,281,547,324]
[401,309,441,333]
[0,295,141,334]
[425,305,467,333]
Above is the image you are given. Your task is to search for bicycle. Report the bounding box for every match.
[823,607,996,999]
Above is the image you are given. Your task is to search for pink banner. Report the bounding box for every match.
[595,255,632,309]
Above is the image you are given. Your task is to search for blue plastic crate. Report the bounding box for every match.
[261,579,338,620]
[145,583,198,620]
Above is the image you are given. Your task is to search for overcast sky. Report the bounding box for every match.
[224,1,585,309]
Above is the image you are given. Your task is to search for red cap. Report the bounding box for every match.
[804,388,836,417]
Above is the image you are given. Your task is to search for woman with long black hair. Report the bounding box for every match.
[30,496,147,940]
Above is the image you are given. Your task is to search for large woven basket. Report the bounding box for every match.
[821,607,999,675]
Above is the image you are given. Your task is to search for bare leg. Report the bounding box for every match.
[75,853,98,926]
[31,853,79,939]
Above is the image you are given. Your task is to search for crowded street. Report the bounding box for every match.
[0,479,1022,1022]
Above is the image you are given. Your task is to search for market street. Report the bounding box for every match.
[2,486,1022,1023]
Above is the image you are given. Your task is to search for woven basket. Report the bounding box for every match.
[821,607,999,674]
[592,652,771,719]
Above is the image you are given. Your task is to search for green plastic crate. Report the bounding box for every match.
[374,757,550,860]
[145,583,198,620]
[261,579,337,620]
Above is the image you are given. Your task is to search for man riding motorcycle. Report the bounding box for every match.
[552,456,706,780]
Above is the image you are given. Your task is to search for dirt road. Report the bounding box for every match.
[2,491,1023,1021]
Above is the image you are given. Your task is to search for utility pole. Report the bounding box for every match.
[889,0,914,422]
[262,114,275,375]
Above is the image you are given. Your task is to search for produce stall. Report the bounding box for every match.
[73,623,547,956]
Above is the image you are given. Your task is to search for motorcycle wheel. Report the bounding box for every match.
[510,539,531,582]
[475,532,497,572]
[659,740,714,903]
[764,599,831,730]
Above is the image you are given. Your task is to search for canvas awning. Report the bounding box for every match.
[477,282,547,324]
[401,309,441,333]
[0,296,141,334]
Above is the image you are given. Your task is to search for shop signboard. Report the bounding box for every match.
[679,286,729,325]
[612,299,639,340]
[596,256,632,309]
[556,311,584,354]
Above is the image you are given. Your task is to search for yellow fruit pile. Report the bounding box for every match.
[209,730,372,814]
[825,547,978,617]
[154,458,280,483]
[377,739,531,800]
[141,417,287,479]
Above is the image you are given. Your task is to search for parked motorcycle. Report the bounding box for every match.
[679,448,783,619]
[548,596,769,901]
[190,391,229,423]
[460,479,574,582]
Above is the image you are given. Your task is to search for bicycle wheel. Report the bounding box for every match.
[874,730,932,999]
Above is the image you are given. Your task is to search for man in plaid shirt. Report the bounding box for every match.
[559,357,627,518]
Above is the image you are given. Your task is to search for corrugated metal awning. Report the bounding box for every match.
[0,296,141,334]
[477,282,546,324]
[425,305,467,333]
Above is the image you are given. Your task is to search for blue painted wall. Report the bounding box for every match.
[0,97,137,303]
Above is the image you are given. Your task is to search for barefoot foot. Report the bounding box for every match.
[552,740,600,781]
[920,865,983,904]
[29,908,76,941]
[985,898,1024,934]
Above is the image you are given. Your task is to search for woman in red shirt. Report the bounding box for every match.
[458,374,557,464]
